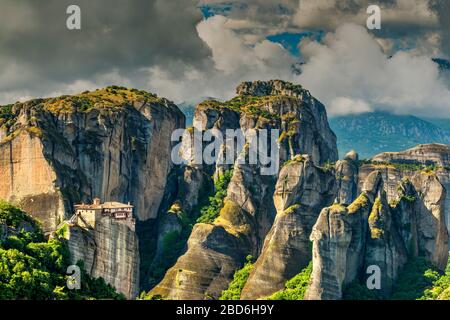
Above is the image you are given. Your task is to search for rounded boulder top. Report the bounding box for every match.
[345,150,359,162]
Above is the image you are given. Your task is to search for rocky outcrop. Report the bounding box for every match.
[306,170,448,300]
[335,151,359,205]
[148,222,247,300]
[371,144,450,167]
[149,80,338,299]
[196,80,338,167]
[390,172,443,287]
[369,144,450,239]
[65,215,139,299]
[240,156,336,299]
[306,172,380,300]
[236,80,337,163]
[0,87,184,298]
[150,160,277,299]
[0,131,64,233]
[0,88,185,233]
[436,170,450,233]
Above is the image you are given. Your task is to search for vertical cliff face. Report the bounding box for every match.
[149,80,338,300]
[0,88,185,233]
[369,144,450,240]
[0,131,65,233]
[94,217,139,298]
[335,151,359,205]
[64,216,139,299]
[0,87,184,298]
[306,170,448,300]
[240,156,336,299]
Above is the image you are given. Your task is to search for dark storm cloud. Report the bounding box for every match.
[334,0,396,13]
[295,0,437,36]
[430,0,450,56]
[200,0,441,53]
[1,0,449,107]
[0,0,212,95]
[198,0,299,36]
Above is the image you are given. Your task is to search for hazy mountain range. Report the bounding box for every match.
[329,112,450,159]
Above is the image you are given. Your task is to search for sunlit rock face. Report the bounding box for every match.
[0,88,185,232]
[149,80,339,300]
[370,144,450,239]
[0,88,184,298]
[306,170,448,300]
[240,157,336,300]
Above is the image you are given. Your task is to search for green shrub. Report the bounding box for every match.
[0,104,16,131]
[220,255,254,300]
[267,261,312,300]
[421,257,450,300]
[197,170,233,224]
[344,257,450,300]
[391,257,441,300]
[0,202,124,300]
[343,281,381,300]
[0,201,40,230]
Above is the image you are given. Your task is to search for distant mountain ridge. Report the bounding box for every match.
[329,112,450,159]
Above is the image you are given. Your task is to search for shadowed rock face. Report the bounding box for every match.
[0,90,185,230]
[148,223,248,300]
[240,157,336,299]
[306,170,448,300]
[66,216,140,299]
[368,144,450,240]
[0,131,64,234]
[149,80,338,300]
[0,88,184,299]
[335,151,359,205]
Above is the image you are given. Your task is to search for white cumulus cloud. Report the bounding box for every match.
[147,15,297,104]
[297,23,450,117]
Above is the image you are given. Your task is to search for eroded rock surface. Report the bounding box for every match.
[65,216,139,299]
[150,80,338,299]
[306,170,448,300]
[241,156,336,299]
[0,87,184,298]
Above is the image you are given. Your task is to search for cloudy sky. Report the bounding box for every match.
[1,0,450,117]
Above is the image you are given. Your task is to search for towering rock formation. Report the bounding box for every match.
[369,144,450,237]
[0,130,64,233]
[0,87,184,298]
[306,170,448,300]
[2,81,449,301]
[240,156,336,299]
[335,150,359,205]
[149,80,338,299]
[65,215,139,299]
[0,87,184,232]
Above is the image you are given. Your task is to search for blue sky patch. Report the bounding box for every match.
[267,31,324,56]
[199,3,234,19]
